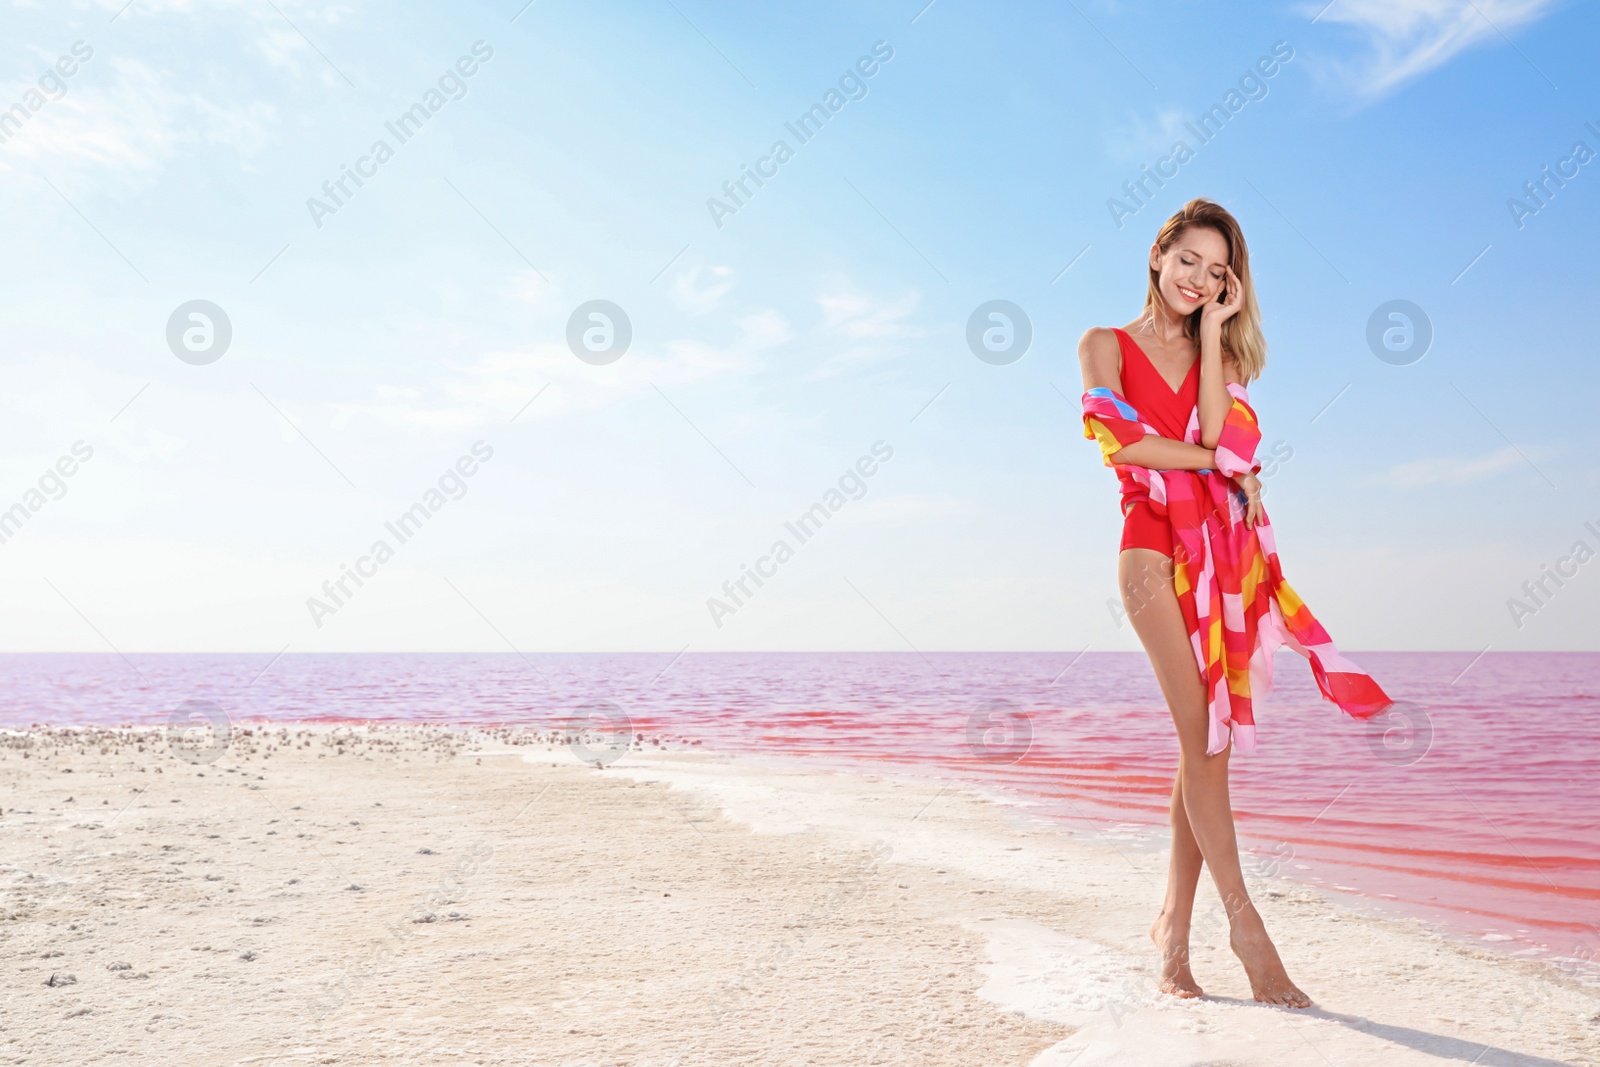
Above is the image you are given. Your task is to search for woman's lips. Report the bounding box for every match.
[1177,285,1203,303]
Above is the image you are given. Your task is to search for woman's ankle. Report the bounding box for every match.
[1217,887,1255,917]
[1225,898,1268,935]
[1153,907,1192,935]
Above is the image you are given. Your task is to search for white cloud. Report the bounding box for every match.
[1365,445,1532,488]
[79,0,362,87]
[671,261,734,314]
[736,309,792,349]
[503,269,566,314]
[1102,107,1192,164]
[1312,0,1558,98]
[191,96,279,159]
[794,283,930,382]
[816,285,924,340]
[0,60,181,178]
[0,58,280,188]
[330,322,768,432]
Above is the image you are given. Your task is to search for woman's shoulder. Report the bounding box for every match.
[1077,325,1126,355]
[1077,326,1128,388]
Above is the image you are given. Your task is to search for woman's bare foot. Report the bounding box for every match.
[1228,903,1312,1008]
[1149,912,1204,997]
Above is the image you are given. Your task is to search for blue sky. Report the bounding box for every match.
[0,0,1596,654]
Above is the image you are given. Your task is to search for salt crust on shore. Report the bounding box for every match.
[2,723,1595,1066]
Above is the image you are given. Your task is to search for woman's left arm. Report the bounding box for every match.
[1197,265,1243,448]
[1203,354,1264,528]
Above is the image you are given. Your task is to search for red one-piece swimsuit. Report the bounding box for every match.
[1112,326,1200,560]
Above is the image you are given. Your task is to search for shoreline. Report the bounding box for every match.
[3,723,1596,1065]
[702,741,1600,982]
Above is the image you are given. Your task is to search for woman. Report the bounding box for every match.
[1077,198,1391,1008]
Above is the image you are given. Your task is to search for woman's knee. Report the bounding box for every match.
[1179,748,1230,783]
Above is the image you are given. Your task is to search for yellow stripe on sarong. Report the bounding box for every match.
[1083,417,1126,463]
[1240,549,1267,604]
[1276,579,1305,617]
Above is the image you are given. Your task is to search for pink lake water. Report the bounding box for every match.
[4,651,1597,975]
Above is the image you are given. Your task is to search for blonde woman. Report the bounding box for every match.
[1078,198,1392,1007]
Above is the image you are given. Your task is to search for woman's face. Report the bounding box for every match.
[1150,225,1231,315]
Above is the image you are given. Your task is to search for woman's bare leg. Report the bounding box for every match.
[1120,547,1312,1007]
[1122,554,1204,995]
[1149,776,1205,995]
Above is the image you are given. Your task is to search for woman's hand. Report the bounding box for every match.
[1200,265,1243,334]
[1235,471,1263,529]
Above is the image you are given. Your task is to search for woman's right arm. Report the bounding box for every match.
[1078,327,1219,471]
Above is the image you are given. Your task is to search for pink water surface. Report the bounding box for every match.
[4,651,1597,971]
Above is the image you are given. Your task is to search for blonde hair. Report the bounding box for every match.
[1142,198,1267,384]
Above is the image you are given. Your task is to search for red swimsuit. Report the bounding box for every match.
[1112,327,1199,559]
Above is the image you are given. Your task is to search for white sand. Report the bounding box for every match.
[2,723,1595,1066]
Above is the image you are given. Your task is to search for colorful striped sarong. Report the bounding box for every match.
[1083,384,1393,755]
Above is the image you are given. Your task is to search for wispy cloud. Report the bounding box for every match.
[94,0,362,86]
[736,309,793,349]
[1366,445,1533,488]
[329,310,784,432]
[0,59,280,188]
[1311,0,1558,99]
[816,285,924,340]
[797,283,929,382]
[671,261,734,314]
[1102,107,1192,164]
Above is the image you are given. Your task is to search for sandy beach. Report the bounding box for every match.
[2,723,1595,1067]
